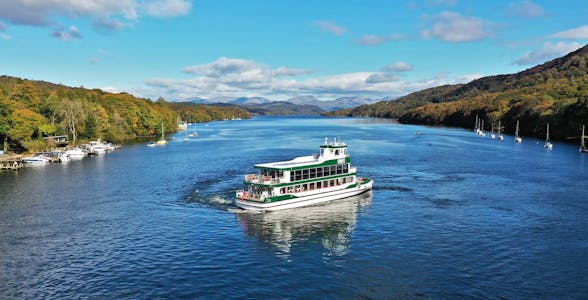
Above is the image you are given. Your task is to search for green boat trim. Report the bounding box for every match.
[245,172,357,188]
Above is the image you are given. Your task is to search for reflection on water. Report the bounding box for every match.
[236,192,372,258]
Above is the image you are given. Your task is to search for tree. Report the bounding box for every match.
[59,97,84,145]
[7,108,46,141]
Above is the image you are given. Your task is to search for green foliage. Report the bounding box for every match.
[331,44,588,141]
[0,75,251,153]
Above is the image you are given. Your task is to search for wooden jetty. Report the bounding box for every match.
[0,155,24,170]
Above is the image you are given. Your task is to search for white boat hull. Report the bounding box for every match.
[235,181,373,211]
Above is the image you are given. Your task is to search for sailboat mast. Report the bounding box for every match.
[516,120,520,137]
[546,123,550,142]
[582,125,586,148]
[161,122,164,139]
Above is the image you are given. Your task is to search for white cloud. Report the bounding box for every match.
[52,25,82,41]
[551,25,588,39]
[142,57,478,101]
[514,42,582,65]
[272,67,313,77]
[365,73,400,84]
[143,0,191,18]
[506,1,546,18]
[381,61,413,72]
[357,35,388,46]
[0,0,192,36]
[421,11,494,42]
[316,21,346,36]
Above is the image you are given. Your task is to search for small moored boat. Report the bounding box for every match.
[544,123,553,150]
[514,120,522,143]
[235,138,373,211]
[580,125,588,153]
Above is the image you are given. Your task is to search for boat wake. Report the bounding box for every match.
[184,189,237,210]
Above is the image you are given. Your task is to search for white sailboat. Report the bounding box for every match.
[544,123,553,150]
[580,125,588,153]
[497,121,504,140]
[157,122,167,145]
[490,122,496,139]
[183,125,189,142]
[514,120,522,143]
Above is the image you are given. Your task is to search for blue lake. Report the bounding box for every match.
[1,116,587,298]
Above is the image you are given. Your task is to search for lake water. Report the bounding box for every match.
[1,116,587,299]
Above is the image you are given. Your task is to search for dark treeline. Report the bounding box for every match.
[0,76,250,153]
[326,44,588,141]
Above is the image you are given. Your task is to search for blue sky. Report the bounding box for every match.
[1,0,588,101]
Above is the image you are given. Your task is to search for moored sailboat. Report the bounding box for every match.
[544,123,553,150]
[580,125,588,153]
[515,120,522,143]
[497,121,504,141]
[157,122,167,145]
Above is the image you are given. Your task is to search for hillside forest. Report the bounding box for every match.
[0,76,250,153]
[326,45,588,142]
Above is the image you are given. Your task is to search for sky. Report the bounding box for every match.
[1,0,588,102]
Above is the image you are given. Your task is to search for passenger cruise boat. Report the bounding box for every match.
[235,138,373,211]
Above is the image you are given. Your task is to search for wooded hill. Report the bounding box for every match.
[326,44,588,141]
[0,76,250,153]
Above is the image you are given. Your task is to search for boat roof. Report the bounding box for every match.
[255,155,318,170]
[255,155,350,171]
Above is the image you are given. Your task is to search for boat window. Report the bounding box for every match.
[316,168,323,177]
[309,168,316,179]
[343,164,349,173]
[330,165,336,175]
[323,180,328,187]
[320,149,324,156]
[337,164,342,174]
[329,180,334,186]
[317,182,322,189]
[287,186,294,193]
[310,183,315,190]
[335,149,339,155]
[295,170,302,181]
[302,169,309,179]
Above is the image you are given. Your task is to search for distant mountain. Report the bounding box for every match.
[239,101,323,115]
[286,95,379,111]
[182,95,376,113]
[230,97,272,105]
[326,44,588,141]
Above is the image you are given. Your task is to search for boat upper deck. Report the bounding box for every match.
[255,155,323,170]
[254,138,349,171]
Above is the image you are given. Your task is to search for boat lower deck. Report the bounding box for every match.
[235,180,373,211]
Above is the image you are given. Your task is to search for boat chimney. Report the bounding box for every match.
[324,137,328,145]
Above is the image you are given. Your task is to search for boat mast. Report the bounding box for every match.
[582,125,586,150]
[161,122,164,140]
[546,123,550,143]
[474,115,478,131]
[515,120,520,138]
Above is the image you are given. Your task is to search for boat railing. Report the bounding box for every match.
[236,190,264,202]
[244,174,284,184]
